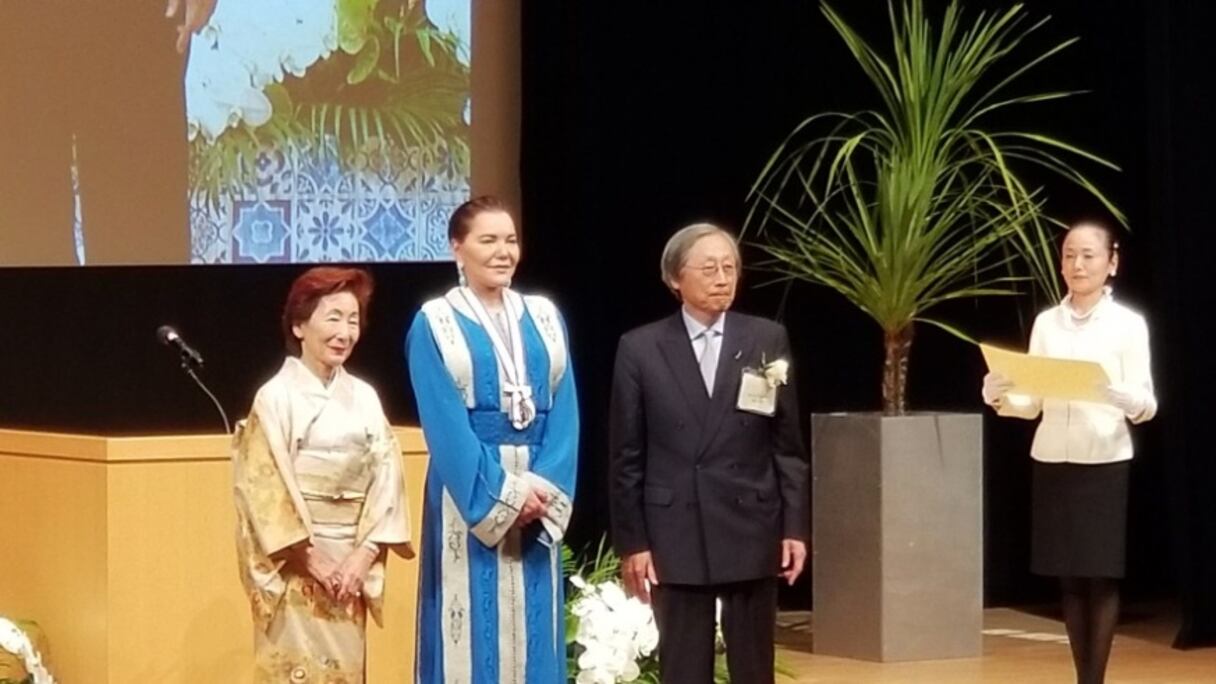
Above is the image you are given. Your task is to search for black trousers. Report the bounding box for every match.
[652,578,777,684]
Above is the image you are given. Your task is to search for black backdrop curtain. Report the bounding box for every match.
[515,0,1215,647]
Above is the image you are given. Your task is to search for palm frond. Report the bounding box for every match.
[745,0,1123,412]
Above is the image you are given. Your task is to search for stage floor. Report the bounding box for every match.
[775,604,1213,683]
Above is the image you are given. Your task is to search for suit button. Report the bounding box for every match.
[735,497,743,505]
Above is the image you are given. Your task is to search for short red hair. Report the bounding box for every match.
[281,267,374,355]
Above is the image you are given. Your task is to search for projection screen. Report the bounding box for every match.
[0,0,519,266]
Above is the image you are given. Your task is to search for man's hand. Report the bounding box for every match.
[166,0,218,53]
[621,551,659,604]
[780,538,807,586]
[331,546,378,603]
[514,488,550,528]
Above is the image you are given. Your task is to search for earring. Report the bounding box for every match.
[457,262,468,287]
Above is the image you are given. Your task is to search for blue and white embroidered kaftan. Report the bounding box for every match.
[406,287,578,684]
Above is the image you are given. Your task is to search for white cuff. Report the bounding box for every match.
[522,472,573,543]
[470,471,532,547]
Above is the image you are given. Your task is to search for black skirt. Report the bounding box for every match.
[1030,460,1131,578]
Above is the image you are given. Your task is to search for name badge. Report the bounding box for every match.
[737,369,777,416]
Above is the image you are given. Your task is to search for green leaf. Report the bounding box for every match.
[376,67,400,84]
[264,83,293,117]
[337,0,377,54]
[417,28,435,67]
[347,35,382,85]
[913,316,980,344]
[564,614,579,644]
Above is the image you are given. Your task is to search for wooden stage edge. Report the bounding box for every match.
[776,604,1213,683]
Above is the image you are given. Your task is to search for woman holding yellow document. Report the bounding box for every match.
[981,222,1156,684]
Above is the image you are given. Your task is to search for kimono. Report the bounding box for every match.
[406,287,579,684]
[232,357,413,684]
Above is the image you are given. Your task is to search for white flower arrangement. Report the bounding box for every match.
[568,575,659,684]
[0,617,55,684]
[564,540,744,684]
[563,541,794,683]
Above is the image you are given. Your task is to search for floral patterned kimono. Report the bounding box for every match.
[233,357,413,684]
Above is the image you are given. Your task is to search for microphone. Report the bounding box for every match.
[157,325,204,368]
[155,325,231,434]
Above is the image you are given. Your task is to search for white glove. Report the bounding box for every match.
[1105,384,1145,418]
[982,372,1014,405]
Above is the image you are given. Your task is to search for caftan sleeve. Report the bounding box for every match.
[521,312,579,542]
[406,310,533,547]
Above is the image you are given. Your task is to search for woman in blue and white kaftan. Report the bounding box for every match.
[406,285,578,684]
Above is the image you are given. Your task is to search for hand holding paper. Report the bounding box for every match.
[982,372,1014,405]
[1104,384,1145,417]
[980,343,1111,403]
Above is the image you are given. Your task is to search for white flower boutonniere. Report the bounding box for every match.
[763,358,790,388]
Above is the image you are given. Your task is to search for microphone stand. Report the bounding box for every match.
[177,353,232,435]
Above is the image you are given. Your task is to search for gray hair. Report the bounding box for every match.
[660,223,741,292]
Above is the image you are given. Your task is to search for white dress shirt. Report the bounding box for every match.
[988,288,1157,464]
[681,306,726,363]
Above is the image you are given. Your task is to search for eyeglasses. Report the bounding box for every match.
[683,262,738,278]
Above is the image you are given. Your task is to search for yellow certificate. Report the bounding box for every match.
[980,343,1111,403]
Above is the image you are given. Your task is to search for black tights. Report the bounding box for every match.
[1059,576,1120,684]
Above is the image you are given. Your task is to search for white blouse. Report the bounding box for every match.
[989,290,1157,464]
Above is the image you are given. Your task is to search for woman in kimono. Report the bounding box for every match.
[233,266,413,683]
[982,222,1156,684]
[407,195,579,684]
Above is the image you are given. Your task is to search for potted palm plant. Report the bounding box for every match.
[745,0,1122,662]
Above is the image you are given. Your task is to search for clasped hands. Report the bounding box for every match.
[294,543,376,603]
[983,371,1144,415]
[516,487,550,529]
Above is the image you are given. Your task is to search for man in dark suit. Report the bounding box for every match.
[609,223,810,683]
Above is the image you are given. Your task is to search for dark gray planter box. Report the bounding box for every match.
[811,412,983,662]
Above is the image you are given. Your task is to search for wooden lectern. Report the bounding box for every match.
[0,427,428,683]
